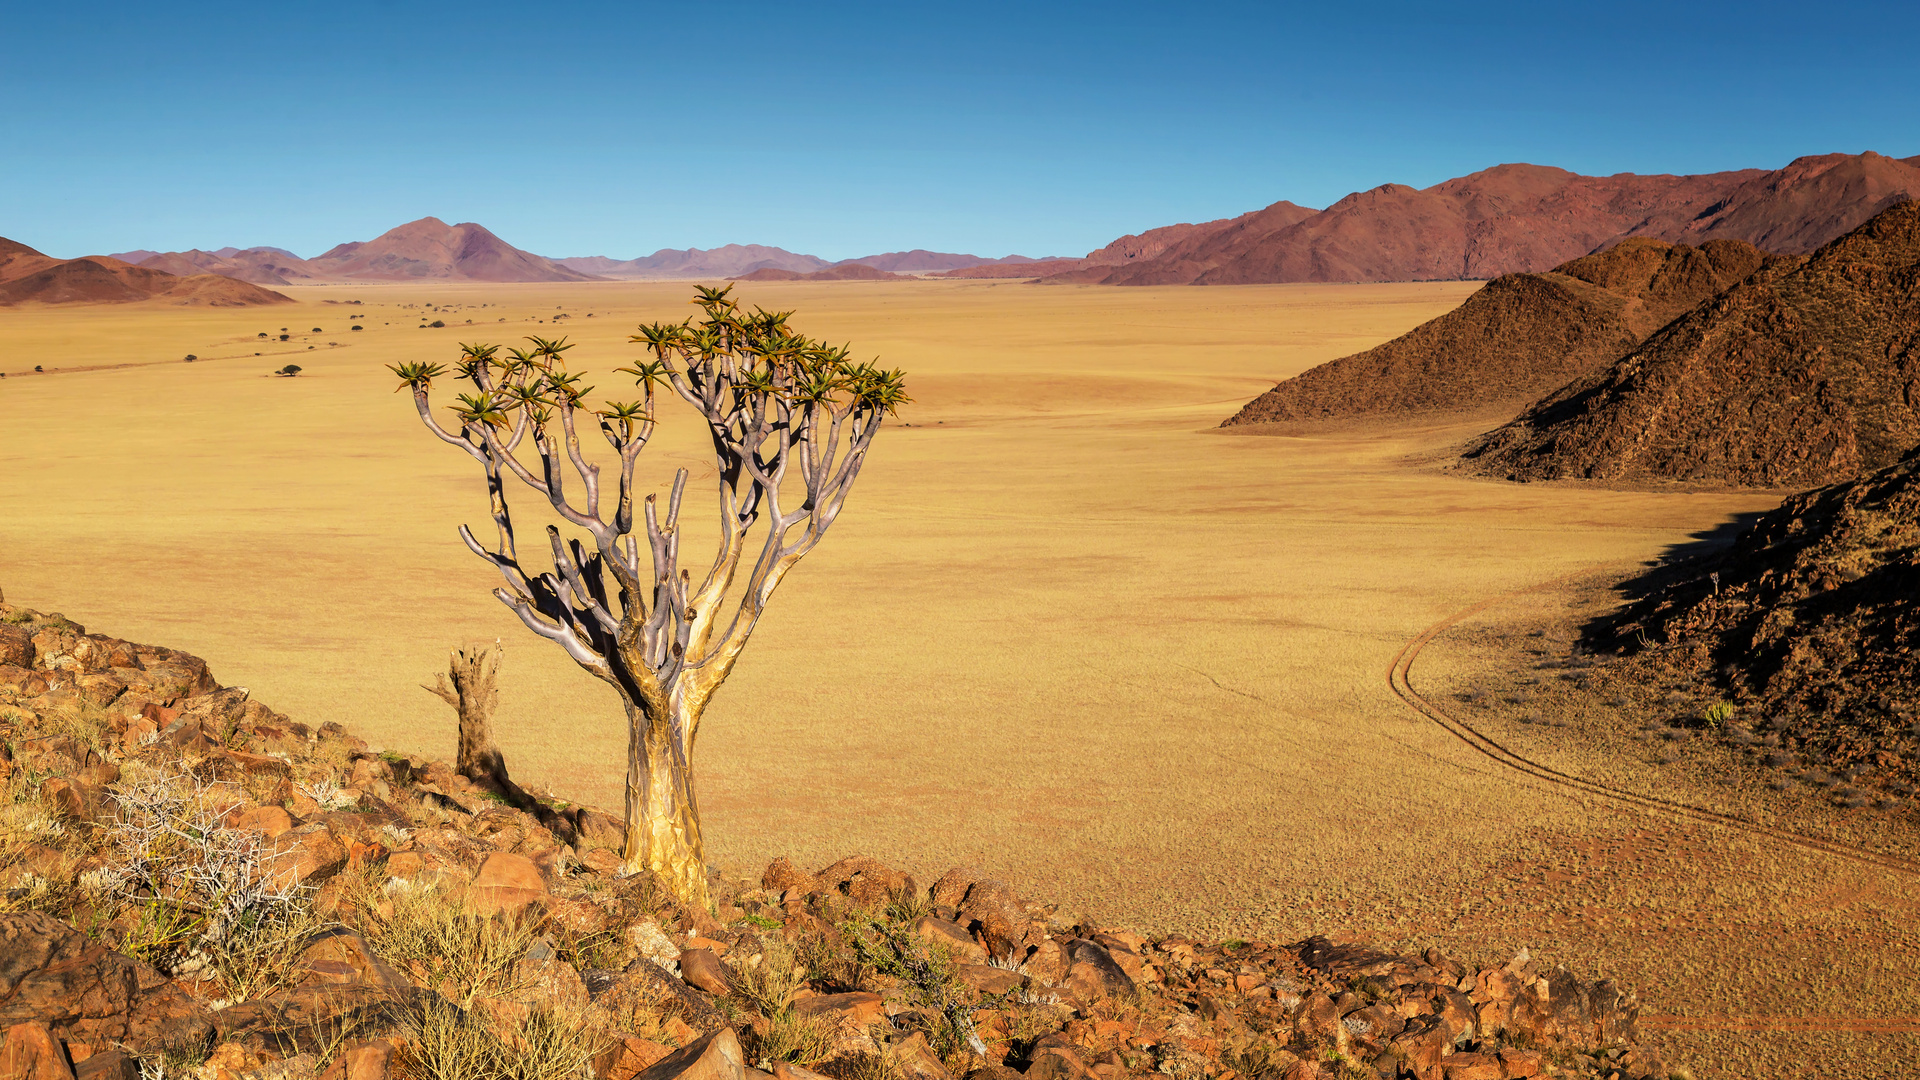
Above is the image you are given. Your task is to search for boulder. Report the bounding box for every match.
[956,880,1027,959]
[594,1037,673,1080]
[953,964,1023,996]
[1439,1053,1502,1080]
[1061,940,1134,1002]
[576,808,625,851]
[227,805,295,839]
[814,856,908,907]
[469,851,547,915]
[70,1051,135,1080]
[928,867,980,910]
[761,857,819,897]
[636,1028,744,1080]
[911,917,986,963]
[791,992,886,1028]
[0,912,214,1052]
[317,1039,396,1080]
[679,949,733,997]
[0,666,48,697]
[296,930,413,997]
[887,1032,950,1080]
[0,1022,74,1080]
[597,959,728,1037]
[1022,1037,1093,1080]
[263,826,348,888]
[0,626,32,668]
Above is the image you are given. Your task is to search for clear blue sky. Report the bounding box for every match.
[4,1,1916,261]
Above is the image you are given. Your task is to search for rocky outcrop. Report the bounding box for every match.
[1588,452,1920,794]
[0,595,1672,1080]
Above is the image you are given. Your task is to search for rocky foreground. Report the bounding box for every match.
[1,598,1671,1080]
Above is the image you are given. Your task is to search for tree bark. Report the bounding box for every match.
[426,642,535,808]
[622,698,709,908]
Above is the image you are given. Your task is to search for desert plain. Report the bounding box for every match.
[2,279,1916,1077]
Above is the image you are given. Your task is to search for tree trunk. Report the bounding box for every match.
[622,698,709,908]
[426,642,543,817]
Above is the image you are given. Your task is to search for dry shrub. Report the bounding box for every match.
[403,996,605,1080]
[360,880,536,1008]
[729,934,810,1016]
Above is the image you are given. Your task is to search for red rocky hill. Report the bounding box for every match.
[308,217,597,282]
[0,238,291,306]
[1458,199,1920,488]
[1621,151,1920,255]
[1224,238,1776,424]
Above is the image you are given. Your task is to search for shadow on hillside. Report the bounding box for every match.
[1577,510,1769,647]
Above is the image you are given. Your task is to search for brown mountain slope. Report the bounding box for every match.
[132,249,299,287]
[1048,202,1318,284]
[932,258,1085,279]
[934,213,1259,280]
[0,248,292,306]
[1224,238,1774,425]
[1621,151,1920,255]
[1589,451,1920,790]
[1084,165,1761,286]
[556,245,830,279]
[836,250,1056,273]
[1458,199,1920,488]
[311,217,596,282]
[731,263,902,282]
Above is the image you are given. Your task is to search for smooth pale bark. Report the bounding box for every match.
[624,697,707,906]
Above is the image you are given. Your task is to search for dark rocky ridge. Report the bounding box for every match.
[1588,452,1920,793]
[1458,199,1920,488]
[1223,238,1773,425]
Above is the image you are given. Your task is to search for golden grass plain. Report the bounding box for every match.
[2,279,1915,1077]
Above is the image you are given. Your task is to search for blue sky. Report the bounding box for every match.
[4,1,1916,261]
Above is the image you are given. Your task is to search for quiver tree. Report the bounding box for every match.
[391,285,908,906]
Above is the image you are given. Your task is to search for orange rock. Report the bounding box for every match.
[469,851,547,915]
[770,1063,833,1080]
[581,848,623,874]
[318,1040,394,1080]
[265,827,349,888]
[634,1028,743,1080]
[1440,1054,1502,1080]
[953,964,1023,996]
[594,1037,673,1080]
[228,805,294,838]
[912,916,986,963]
[0,1022,75,1080]
[888,1032,949,1080]
[679,949,733,996]
[791,992,886,1028]
[1496,1048,1543,1078]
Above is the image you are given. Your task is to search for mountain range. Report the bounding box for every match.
[25,150,1914,301]
[0,237,290,307]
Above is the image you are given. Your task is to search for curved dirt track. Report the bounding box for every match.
[1387,566,1920,877]
[1388,568,1920,1038]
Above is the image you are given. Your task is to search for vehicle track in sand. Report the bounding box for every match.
[1386,567,1920,1038]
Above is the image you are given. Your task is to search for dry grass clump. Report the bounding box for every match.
[404,995,604,1080]
[354,879,537,1008]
